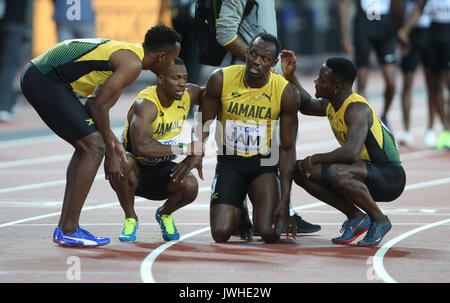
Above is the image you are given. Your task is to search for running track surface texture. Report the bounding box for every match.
[0,70,449,284]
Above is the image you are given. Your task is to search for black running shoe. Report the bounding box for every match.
[281,213,321,234]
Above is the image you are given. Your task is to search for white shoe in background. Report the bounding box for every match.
[424,129,437,148]
[0,110,13,122]
[398,131,414,146]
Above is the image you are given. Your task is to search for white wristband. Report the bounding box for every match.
[178,143,188,155]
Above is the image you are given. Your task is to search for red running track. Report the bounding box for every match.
[0,70,449,284]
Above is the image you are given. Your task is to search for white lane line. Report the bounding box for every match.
[11,223,211,227]
[0,175,448,282]
[0,154,72,169]
[0,179,72,195]
[139,176,450,283]
[2,176,448,230]
[0,126,124,149]
[373,218,450,283]
[0,134,447,282]
[1,118,444,169]
[140,227,211,283]
[12,222,449,227]
[0,136,59,149]
[0,195,148,229]
[0,270,139,276]
[139,202,325,283]
[0,174,103,194]
[0,148,444,194]
[0,139,335,169]
[0,168,210,195]
[0,92,434,150]
[3,134,443,169]
[0,193,213,229]
[400,149,448,161]
[404,177,450,191]
[0,201,121,229]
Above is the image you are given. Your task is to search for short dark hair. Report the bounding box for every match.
[173,57,185,66]
[249,32,281,58]
[162,57,186,76]
[325,57,357,84]
[143,24,182,53]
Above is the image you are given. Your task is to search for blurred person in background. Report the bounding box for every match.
[339,0,403,132]
[171,0,201,84]
[0,0,32,122]
[399,0,450,150]
[397,0,436,147]
[171,0,201,122]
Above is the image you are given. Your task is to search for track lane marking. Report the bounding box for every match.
[1,149,446,194]
[373,218,450,283]
[139,176,450,283]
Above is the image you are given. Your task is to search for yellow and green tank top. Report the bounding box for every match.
[31,38,144,97]
[218,65,289,157]
[123,85,191,166]
[326,92,401,165]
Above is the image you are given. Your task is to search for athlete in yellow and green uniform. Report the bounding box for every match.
[110,57,204,242]
[217,64,287,157]
[201,33,301,243]
[281,52,405,247]
[123,83,191,166]
[20,25,181,247]
[325,93,401,167]
[32,39,143,97]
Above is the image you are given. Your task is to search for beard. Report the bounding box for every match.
[245,67,266,83]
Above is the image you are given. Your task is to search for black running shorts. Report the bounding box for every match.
[210,155,279,208]
[321,161,406,202]
[400,27,431,73]
[427,23,450,72]
[135,161,177,201]
[353,15,397,67]
[20,62,98,144]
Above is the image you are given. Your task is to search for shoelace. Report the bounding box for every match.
[160,214,176,234]
[340,220,350,233]
[77,227,95,238]
[123,219,137,235]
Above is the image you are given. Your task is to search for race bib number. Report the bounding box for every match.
[361,0,391,17]
[224,120,267,154]
[428,0,450,23]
